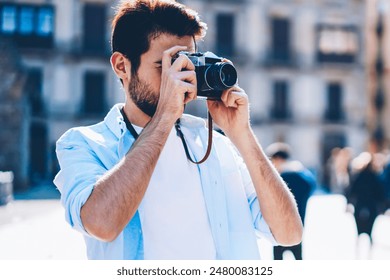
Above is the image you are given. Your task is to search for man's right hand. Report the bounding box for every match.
[155,45,197,123]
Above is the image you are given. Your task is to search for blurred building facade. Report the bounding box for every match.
[184,0,390,186]
[0,0,124,189]
[0,0,389,190]
[0,37,27,189]
[365,0,390,152]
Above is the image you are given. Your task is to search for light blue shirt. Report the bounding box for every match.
[54,104,277,260]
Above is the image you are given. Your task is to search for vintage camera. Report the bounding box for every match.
[173,51,238,100]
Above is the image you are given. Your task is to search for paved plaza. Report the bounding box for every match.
[0,194,390,260]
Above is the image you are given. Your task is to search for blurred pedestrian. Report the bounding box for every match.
[266,142,316,260]
[346,152,386,257]
[327,147,352,195]
[381,155,390,213]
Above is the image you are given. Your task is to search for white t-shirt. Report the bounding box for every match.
[136,126,216,260]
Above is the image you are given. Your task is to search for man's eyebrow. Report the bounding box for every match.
[154,48,195,64]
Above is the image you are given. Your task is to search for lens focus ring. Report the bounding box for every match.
[204,62,237,90]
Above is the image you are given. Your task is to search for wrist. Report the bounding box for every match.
[225,123,252,144]
[228,126,259,156]
[229,128,268,164]
[152,108,178,126]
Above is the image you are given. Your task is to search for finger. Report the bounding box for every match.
[220,88,237,107]
[228,85,243,92]
[221,87,246,108]
[221,57,233,64]
[161,45,188,70]
[179,82,197,104]
[228,90,248,107]
[184,88,197,104]
[171,54,195,72]
[220,89,229,105]
[175,70,197,86]
[227,92,239,108]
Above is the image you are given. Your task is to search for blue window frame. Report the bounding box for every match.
[1,5,17,34]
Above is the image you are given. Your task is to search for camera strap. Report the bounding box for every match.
[121,107,213,164]
[174,112,213,164]
[121,108,141,140]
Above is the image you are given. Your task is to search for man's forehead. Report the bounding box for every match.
[148,34,196,55]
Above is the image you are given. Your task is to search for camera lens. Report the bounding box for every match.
[205,62,237,90]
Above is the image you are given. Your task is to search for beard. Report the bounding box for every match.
[128,75,159,117]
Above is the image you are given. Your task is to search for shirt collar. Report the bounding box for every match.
[104,103,126,139]
[180,114,206,129]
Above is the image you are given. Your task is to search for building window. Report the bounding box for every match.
[216,13,234,57]
[1,5,16,34]
[271,80,290,120]
[324,83,344,122]
[25,68,45,116]
[82,71,106,116]
[0,4,54,48]
[316,25,358,63]
[19,7,34,35]
[37,7,54,36]
[271,18,291,64]
[83,4,106,54]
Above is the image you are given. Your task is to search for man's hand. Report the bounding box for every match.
[207,85,250,139]
[209,84,303,246]
[155,46,197,123]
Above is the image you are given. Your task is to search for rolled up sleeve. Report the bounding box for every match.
[232,144,279,246]
[53,129,107,236]
[247,193,278,246]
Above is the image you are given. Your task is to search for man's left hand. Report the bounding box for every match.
[207,85,250,139]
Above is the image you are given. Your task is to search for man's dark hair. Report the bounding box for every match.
[266,142,291,160]
[111,0,207,76]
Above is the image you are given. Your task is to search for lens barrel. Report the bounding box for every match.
[204,62,237,91]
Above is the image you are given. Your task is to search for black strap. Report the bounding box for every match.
[120,108,213,164]
[121,108,140,140]
[175,112,213,164]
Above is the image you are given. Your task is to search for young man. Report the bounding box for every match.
[54,0,302,260]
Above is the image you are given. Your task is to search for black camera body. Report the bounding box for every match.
[173,51,238,100]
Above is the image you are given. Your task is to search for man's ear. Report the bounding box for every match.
[110,52,131,82]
